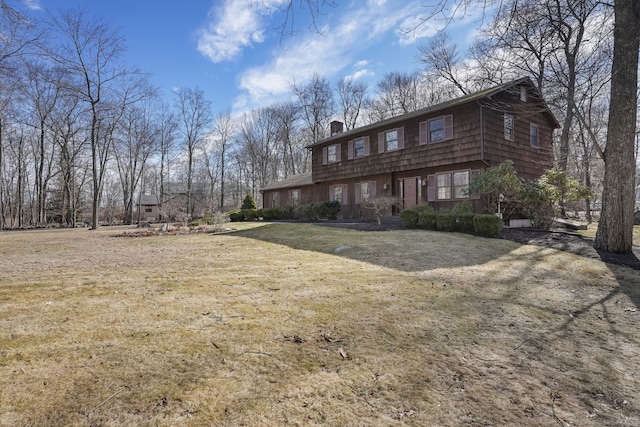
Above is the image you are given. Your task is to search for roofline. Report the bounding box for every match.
[308,77,558,148]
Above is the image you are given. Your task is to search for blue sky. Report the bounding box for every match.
[28,0,481,115]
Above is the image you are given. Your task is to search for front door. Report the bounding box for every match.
[402,178,418,210]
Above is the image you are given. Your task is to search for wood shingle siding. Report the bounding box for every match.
[261,77,558,218]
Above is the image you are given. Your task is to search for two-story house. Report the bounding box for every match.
[261,77,559,219]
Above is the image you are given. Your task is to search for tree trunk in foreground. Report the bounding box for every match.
[594,0,640,253]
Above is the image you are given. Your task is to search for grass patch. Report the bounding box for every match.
[0,223,639,426]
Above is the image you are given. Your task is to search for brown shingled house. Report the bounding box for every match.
[261,77,559,220]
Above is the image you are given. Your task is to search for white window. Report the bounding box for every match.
[271,192,279,207]
[504,114,514,141]
[385,130,398,151]
[290,189,300,206]
[453,171,470,199]
[436,173,451,200]
[360,182,371,202]
[333,185,343,203]
[378,128,404,152]
[530,124,539,148]
[327,144,338,163]
[435,171,470,200]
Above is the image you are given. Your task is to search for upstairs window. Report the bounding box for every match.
[348,136,370,159]
[378,128,404,153]
[386,129,398,151]
[322,143,341,164]
[327,144,338,162]
[420,115,453,144]
[504,114,514,141]
[530,124,539,148]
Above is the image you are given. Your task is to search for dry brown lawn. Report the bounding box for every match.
[0,223,639,426]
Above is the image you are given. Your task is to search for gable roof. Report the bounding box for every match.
[139,195,160,205]
[309,77,559,148]
[261,172,313,192]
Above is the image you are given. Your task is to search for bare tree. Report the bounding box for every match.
[417,31,470,95]
[336,77,369,130]
[213,109,233,210]
[49,9,129,229]
[114,93,159,224]
[174,87,213,218]
[291,73,334,144]
[374,71,422,119]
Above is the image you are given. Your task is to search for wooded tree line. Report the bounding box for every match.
[0,0,637,248]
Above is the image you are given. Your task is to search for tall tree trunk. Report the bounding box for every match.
[594,0,640,253]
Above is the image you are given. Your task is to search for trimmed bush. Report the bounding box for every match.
[261,206,294,220]
[228,210,244,222]
[454,213,476,234]
[399,209,419,228]
[473,214,503,238]
[436,213,455,231]
[318,200,341,220]
[418,212,437,230]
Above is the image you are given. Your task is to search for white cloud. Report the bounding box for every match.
[354,60,369,68]
[346,68,375,82]
[236,2,410,108]
[21,0,41,10]
[197,0,287,63]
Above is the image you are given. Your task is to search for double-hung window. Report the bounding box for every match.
[377,128,404,153]
[530,124,539,148]
[429,170,470,201]
[355,181,376,204]
[290,189,300,206]
[348,136,370,159]
[504,114,514,141]
[323,143,341,164]
[420,115,453,144]
[271,192,279,207]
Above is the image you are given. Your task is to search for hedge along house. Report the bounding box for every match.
[261,77,559,220]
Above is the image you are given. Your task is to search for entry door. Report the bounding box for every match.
[402,178,418,210]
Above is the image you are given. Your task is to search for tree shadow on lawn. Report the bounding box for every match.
[226,222,640,425]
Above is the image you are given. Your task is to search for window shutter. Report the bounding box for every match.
[419,121,428,145]
[329,185,335,201]
[336,144,341,162]
[427,174,436,202]
[322,147,328,165]
[342,184,348,205]
[397,127,405,149]
[444,115,453,140]
[347,140,354,160]
[355,183,361,204]
[364,136,370,156]
[378,132,385,153]
[370,181,377,198]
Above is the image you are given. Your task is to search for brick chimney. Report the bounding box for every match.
[330,120,344,136]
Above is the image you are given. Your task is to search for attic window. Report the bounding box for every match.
[520,86,527,102]
[504,114,514,141]
[530,124,539,147]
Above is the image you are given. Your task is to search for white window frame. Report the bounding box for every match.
[504,114,514,141]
